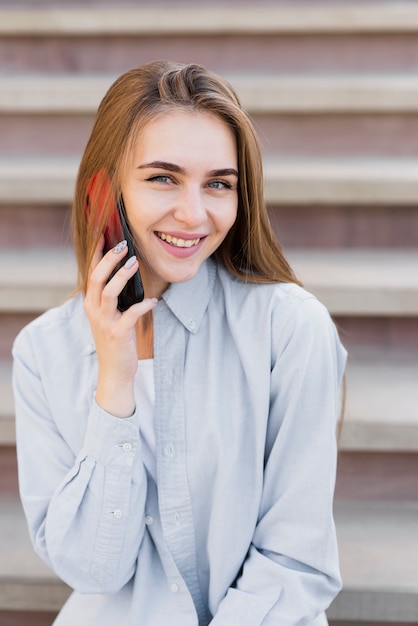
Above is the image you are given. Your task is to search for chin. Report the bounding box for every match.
[168,271,198,285]
[165,264,202,285]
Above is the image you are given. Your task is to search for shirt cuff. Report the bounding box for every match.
[82,398,141,468]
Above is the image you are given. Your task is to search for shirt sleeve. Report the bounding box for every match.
[12,331,149,594]
[210,295,347,625]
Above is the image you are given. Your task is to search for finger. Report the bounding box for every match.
[88,239,129,294]
[86,238,128,313]
[116,297,158,328]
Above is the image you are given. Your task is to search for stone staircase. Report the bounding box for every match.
[1,2,418,625]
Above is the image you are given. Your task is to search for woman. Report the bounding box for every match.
[13,61,346,625]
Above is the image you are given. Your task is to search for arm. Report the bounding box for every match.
[211,296,347,625]
[13,334,148,594]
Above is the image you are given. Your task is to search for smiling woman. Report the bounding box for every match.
[12,61,347,626]
[121,109,239,296]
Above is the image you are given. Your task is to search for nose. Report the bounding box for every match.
[173,185,207,228]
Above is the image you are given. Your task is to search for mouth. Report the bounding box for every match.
[156,232,202,248]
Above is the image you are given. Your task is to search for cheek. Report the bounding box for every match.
[125,191,168,228]
[221,201,238,232]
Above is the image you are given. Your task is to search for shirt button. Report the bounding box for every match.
[164,442,174,457]
[188,319,197,331]
[113,509,122,519]
[145,515,154,526]
[170,583,180,593]
[121,442,132,452]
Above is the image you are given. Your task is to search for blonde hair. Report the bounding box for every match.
[72,60,300,292]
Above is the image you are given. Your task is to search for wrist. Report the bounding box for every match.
[95,378,136,418]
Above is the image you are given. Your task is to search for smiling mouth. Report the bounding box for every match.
[156,232,202,248]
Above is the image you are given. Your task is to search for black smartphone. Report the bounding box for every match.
[104,197,145,311]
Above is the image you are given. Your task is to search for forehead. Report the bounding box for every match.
[131,109,237,165]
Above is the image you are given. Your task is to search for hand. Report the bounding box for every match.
[84,236,156,417]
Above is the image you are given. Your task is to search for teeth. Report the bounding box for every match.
[157,232,200,248]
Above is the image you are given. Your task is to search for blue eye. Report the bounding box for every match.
[208,180,232,190]
[147,175,172,184]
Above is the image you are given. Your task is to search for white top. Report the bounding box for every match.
[134,359,156,481]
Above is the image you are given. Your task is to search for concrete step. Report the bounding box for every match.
[336,450,418,502]
[0,611,57,626]
[2,5,418,75]
[0,205,71,250]
[5,112,418,159]
[286,248,418,316]
[0,361,13,446]
[3,156,418,205]
[4,73,418,114]
[0,314,35,362]
[342,346,418,452]
[0,248,76,314]
[264,158,418,205]
[2,4,418,36]
[0,158,75,204]
[1,247,417,316]
[2,344,418,451]
[4,74,418,159]
[271,204,418,248]
[0,495,71,612]
[329,500,418,623]
[0,494,417,621]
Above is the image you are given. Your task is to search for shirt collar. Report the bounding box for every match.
[161,258,217,334]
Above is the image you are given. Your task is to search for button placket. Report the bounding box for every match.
[164,369,174,385]
[154,306,203,610]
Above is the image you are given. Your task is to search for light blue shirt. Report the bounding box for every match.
[12,258,346,626]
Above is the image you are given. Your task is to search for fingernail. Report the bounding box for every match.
[114,240,127,254]
[151,298,158,304]
[124,255,137,269]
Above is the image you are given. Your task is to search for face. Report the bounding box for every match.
[120,109,238,298]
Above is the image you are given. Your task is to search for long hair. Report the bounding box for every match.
[72,60,300,293]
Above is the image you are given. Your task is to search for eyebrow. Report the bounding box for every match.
[137,160,238,178]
